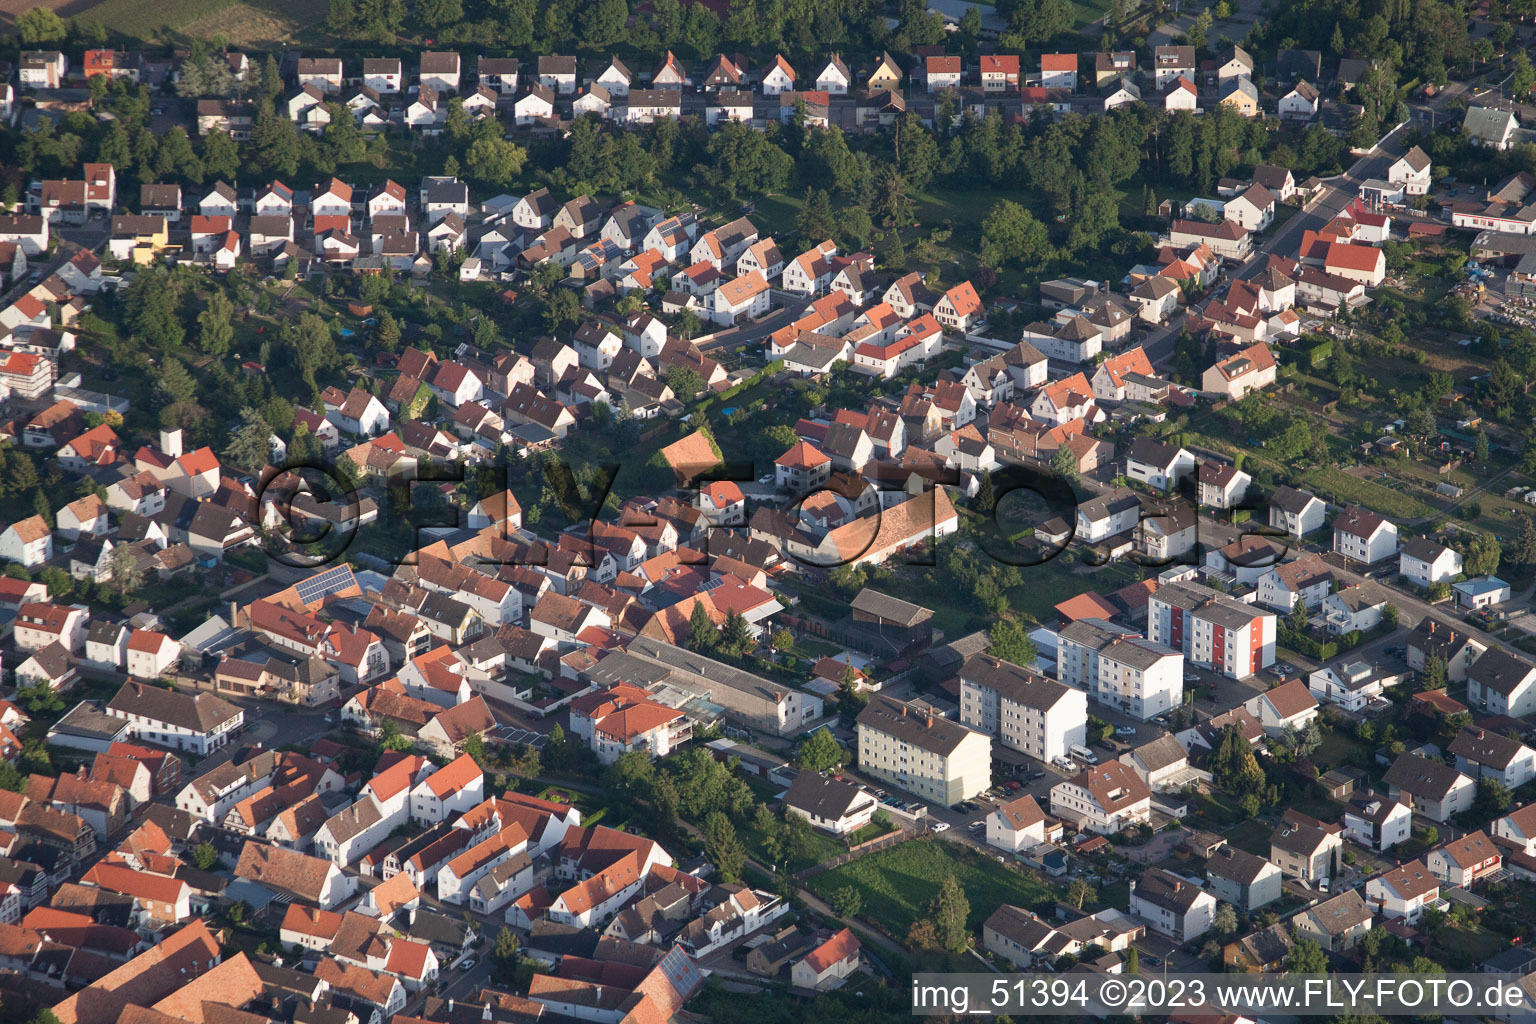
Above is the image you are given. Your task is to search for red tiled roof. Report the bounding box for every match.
[803,927,860,973]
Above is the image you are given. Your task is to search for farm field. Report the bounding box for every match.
[4,0,322,43]
[179,0,324,47]
[65,0,235,39]
[0,0,97,30]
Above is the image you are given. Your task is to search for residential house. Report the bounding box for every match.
[1129,867,1216,941]
[1383,752,1475,821]
[1332,506,1399,565]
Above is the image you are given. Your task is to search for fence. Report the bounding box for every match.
[794,828,915,879]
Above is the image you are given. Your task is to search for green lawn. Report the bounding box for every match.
[1224,818,1274,857]
[1188,790,1245,827]
[806,837,1051,939]
[742,815,846,874]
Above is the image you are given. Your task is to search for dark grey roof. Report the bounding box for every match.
[1206,845,1273,885]
[1448,727,1529,771]
[1383,751,1466,801]
[1305,889,1371,934]
[1127,437,1185,470]
[857,694,980,756]
[782,772,870,821]
[106,681,241,733]
[1470,646,1536,697]
[850,589,932,627]
[960,655,1073,711]
[1134,867,1207,912]
[1130,733,1187,773]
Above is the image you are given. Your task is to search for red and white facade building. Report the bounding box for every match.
[1148,581,1275,681]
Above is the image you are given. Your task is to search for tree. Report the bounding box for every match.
[155,127,203,183]
[192,842,218,870]
[106,542,145,596]
[1475,776,1512,819]
[128,268,185,352]
[829,885,862,917]
[1212,724,1264,794]
[198,291,235,356]
[1286,938,1328,974]
[154,359,198,408]
[1516,52,1536,100]
[1051,446,1080,484]
[223,407,272,473]
[1066,878,1096,910]
[201,128,240,182]
[543,289,580,334]
[795,728,846,771]
[906,918,939,950]
[18,6,66,44]
[974,470,996,513]
[988,618,1038,667]
[466,137,528,187]
[930,873,971,952]
[1213,902,1238,935]
[686,601,718,652]
[285,312,339,389]
[374,310,401,351]
[1512,515,1536,567]
[665,365,704,400]
[796,189,836,242]
[703,811,747,883]
[1421,654,1448,691]
[980,200,1051,269]
[719,609,754,657]
[1460,531,1501,578]
[15,681,64,716]
[491,927,522,984]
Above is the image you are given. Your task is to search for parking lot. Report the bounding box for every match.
[495,724,548,747]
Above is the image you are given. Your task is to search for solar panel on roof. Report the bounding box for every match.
[293,564,356,606]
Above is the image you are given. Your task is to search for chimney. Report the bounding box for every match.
[926,709,934,728]
[900,704,907,718]
[160,427,183,459]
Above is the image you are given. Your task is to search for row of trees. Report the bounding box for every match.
[319,0,974,67]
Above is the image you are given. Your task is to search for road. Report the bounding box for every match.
[697,302,800,354]
[1233,120,1415,286]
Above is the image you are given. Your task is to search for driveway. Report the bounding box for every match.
[1122,824,1189,864]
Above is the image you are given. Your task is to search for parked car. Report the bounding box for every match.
[933,822,951,833]
[1115,726,1137,737]
[969,820,986,832]
[461,959,477,972]
[1005,780,1023,791]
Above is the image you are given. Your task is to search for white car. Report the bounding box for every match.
[933,822,951,833]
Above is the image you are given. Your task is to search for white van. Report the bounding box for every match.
[1069,744,1098,765]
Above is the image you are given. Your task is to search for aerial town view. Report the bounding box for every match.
[9,0,1536,1019]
